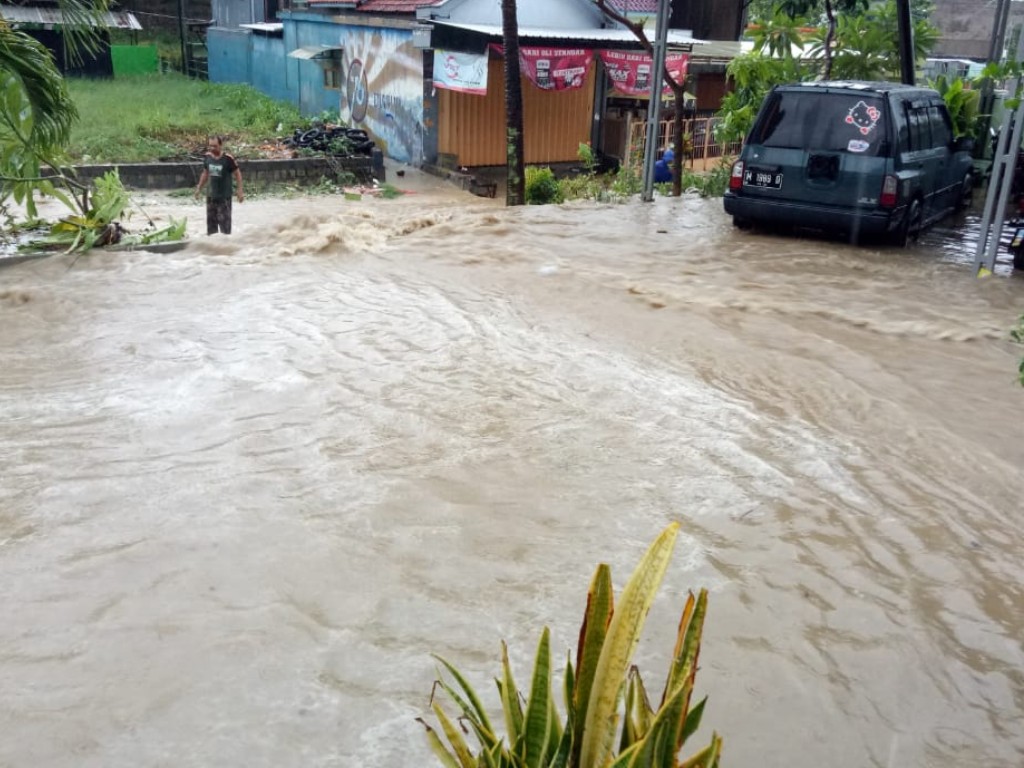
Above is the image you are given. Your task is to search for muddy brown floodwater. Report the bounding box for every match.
[1,179,1023,768]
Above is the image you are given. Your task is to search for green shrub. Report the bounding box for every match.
[526,166,564,205]
[609,166,642,198]
[559,173,603,201]
[421,524,722,768]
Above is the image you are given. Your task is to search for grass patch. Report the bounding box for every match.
[67,74,302,163]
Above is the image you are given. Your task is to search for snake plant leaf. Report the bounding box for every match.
[681,697,707,747]
[548,719,572,768]
[678,732,722,768]
[477,741,500,768]
[619,667,655,754]
[619,674,639,754]
[547,683,564,766]
[579,523,679,768]
[499,642,524,752]
[433,675,499,753]
[664,590,707,711]
[606,742,642,768]
[563,652,576,724]
[623,680,687,768]
[433,655,497,743]
[418,717,462,768]
[571,562,613,767]
[521,628,553,768]
[432,701,477,768]
[664,589,708,754]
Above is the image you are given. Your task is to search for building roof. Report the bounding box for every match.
[431,19,705,47]
[357,0,441,10]
[0,4,141,29]
[610,0,659,14]
[305,0,441,11]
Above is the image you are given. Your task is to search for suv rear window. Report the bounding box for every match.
[750,91,888,156]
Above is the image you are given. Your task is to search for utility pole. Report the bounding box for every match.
[501,0,526,206]
[973,27,1024,275]
[895,0,914,85]
[177,0,189,77]
[640,0,672,203]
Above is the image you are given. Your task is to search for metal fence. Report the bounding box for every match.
[625,116,743,171]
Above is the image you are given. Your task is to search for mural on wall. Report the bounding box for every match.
[339,27,423,165]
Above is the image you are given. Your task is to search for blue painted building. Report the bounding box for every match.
[208,0,432,164]
[206,0,730,168]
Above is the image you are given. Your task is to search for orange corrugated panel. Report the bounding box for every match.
[439,62,596,167]
[523,66,595,164]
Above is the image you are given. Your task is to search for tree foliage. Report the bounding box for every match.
[0,0,108,220]
[718,0,941,143]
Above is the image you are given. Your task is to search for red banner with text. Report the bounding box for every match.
[599,50,688,98]
[518,47,594,91]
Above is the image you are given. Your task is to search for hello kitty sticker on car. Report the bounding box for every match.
[845,100,881,136]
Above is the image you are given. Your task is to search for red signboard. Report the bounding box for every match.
[518,47,594,91]
[599,50,688,97]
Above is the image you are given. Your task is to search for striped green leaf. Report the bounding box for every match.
[432,701,477,768]
[681,696,706,747]
[679,732,722,768]
[571,563,613,767]
[434,654,497,738]
[418,717,463,768]
[522,628,553,768]
[499,642,524,752]
[579,523,679,768]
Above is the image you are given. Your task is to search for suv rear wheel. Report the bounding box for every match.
[955,173,974,211]
[892,199,922,247]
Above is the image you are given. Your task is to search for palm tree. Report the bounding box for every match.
[751,8,809,60]
[1,0,108,217]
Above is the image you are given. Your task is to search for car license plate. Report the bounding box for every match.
[743,167,783,189]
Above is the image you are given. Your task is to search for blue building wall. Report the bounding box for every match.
[207,28,252,85]
[251,33,293,105]
[207,12,425,164]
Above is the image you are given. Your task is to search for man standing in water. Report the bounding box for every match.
[194,136,244,234]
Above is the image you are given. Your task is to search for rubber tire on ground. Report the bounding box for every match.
[892,199,922,247]
[733,216,752,230]
[298,128,322,146]
[955,173,973,211]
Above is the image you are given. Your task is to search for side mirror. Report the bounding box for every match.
[953,136,975,153]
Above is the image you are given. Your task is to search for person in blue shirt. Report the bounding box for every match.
[654,146,675,184]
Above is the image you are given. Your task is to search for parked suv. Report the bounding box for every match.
[723,81,975,245]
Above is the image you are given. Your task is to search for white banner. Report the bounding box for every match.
[433,49,488,95]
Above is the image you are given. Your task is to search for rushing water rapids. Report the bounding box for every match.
[1,181,1023,767]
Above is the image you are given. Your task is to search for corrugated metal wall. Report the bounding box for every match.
[439,60,596,167]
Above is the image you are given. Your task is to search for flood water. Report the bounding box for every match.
[2,182,1023,767]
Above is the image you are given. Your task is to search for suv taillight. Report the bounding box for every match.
[729,160,744,191]
[880,175,898,208]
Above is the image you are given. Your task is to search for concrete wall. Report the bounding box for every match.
[63,155,385,191]
[931,0,1024,58]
